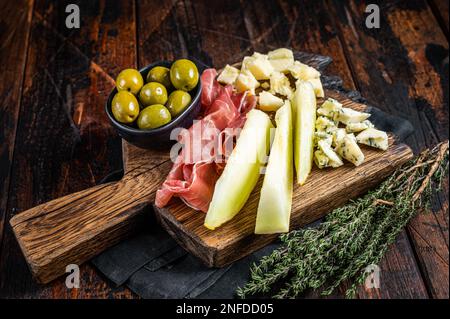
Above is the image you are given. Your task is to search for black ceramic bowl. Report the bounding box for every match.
[105,60,202,149]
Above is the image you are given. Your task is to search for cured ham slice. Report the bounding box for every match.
[155,68,257,212]
[155,162,220,213]
[200,69,221,107]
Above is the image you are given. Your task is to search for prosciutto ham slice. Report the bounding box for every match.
[155,68,257,212]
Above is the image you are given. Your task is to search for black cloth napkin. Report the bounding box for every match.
[92,52,414,299]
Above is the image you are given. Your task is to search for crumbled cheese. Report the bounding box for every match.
[318,140,344,167]
[314,150,330,169]
[346,120,374,133]
[337,107,371,125]
[315,116,338,135]
[336,134,365,166]
[317,98,342,121]
[356,128,389,151]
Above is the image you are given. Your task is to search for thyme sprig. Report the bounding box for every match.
[237,141,449,299]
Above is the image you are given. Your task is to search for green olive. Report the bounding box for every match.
[139,82,168,106]
[147,66,172,89]
[166,90,191,117]
[137,104,172,129]
[111,91,140,123]
[115,69,143,95]
[170,59,199,91]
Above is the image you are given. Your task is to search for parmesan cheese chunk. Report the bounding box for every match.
[268,48,294,73]
[268,48,294,60]
[235,69,260,93]
[270,71,293,98]
[289,61,321,80]
[241,56,254,71]
[247,56,274,80]
[258,91,284,111]
[260,82,270,89]
[217,64,239,85]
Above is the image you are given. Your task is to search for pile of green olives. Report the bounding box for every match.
[111,59,199,130]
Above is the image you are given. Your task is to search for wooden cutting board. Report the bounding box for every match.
[10,90,413,284]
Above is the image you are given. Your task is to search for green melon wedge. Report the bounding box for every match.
[255,100,293,234]
[204,109,273,230]
[292,80,317,185]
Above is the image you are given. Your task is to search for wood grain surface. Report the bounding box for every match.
[0,0,447,299]
[9,142,171,284]
[0,0,33,264]
[0,0,138,299]
[329,0,449,299]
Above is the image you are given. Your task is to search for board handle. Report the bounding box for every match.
[10,170,158,284]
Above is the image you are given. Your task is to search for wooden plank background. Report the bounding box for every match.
[0,0,447,298]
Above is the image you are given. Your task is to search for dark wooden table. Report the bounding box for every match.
[0,0,448,299]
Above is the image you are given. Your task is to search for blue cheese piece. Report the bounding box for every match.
[356,128,389,151]
[318,140,344,167]
[314,131,333,147]
[336,133,365,166]
[217,64,240,85]
[270,71,293,98]
[317,98,342,121]
[332,128,347,148]
[346,120,374,133]
[315,116,338,135]
[314,150,330,169]
[337,107,371,125]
